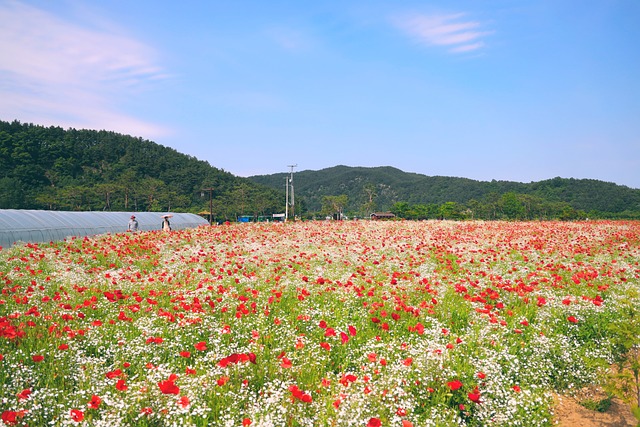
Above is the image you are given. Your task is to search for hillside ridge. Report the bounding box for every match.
[249,165,640,218]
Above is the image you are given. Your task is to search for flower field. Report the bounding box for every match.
[1,220,639,427]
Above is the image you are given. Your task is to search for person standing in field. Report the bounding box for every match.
[128,215,139,232]
[162,217,171,232]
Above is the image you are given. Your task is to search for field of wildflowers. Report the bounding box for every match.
[1,220,639,426]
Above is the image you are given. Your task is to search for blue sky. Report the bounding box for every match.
[1,0,639,188]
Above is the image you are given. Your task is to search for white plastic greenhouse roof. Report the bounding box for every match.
[0,210,209,249]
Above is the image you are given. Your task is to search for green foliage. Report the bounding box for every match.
[579,395,613,412]
[0,120,283,218]
[321,194,348,219]
[605,290,640,414]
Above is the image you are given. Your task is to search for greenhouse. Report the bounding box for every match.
[0,210,209,250]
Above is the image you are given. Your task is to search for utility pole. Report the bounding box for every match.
[287,164,297,221]
[285,176,289,221]
[202,187,214,225]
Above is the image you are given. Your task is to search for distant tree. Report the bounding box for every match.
[500,192,525,220]
[139,178,166,211]
[322,195,348,219]
[0,177,24,209]
[361,183,377,217]
[95,183,119,211]
[390,202,411,219]
[116,169,139,210]
[483,192,501,220]
[466,199,481,220]
[440,202,463,220]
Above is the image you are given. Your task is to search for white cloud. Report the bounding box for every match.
[0,1,170,138]
[394,12,491,54]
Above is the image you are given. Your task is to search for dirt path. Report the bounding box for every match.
[554,394,637,427]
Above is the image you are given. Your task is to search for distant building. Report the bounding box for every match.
[370,212,396,220]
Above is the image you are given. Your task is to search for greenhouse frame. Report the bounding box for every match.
[0,210,209,250]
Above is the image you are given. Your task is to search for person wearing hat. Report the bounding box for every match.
[128,215,139,232]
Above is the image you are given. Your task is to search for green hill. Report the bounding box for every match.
[249,165,640,220]
[0,120,282,220]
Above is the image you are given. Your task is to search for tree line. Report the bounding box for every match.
[309,192,604,221]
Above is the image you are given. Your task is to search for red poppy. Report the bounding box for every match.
[194,341,207,351]
[1,411,18,425]
[180,351,191,358]
[367,417,382,427]
[158,376,180,395]
[468,388,481,403]
[32,354,44,363]
[340,331,349,344]
[320,342,331,351]
[447,379,463,391]
[87,394,102,409]
[567,316,579,324]
[70,408,84,422]
[348,325,357,336]
[242,418,252,426]
[289,384,313,402]
[116,379,128,391]
[339,374,358,386]
[178,395,190,408]
[281,357,292,369]
[106,369,122,379]
[58,344,69,350]
[17,388,31,400]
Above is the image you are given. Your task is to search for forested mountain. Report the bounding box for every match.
[249,165,640,220]
[0,120,283,220]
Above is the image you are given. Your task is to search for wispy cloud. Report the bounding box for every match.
[393,12,490,54]
[0,1,170,138]
[266,26,312,52]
